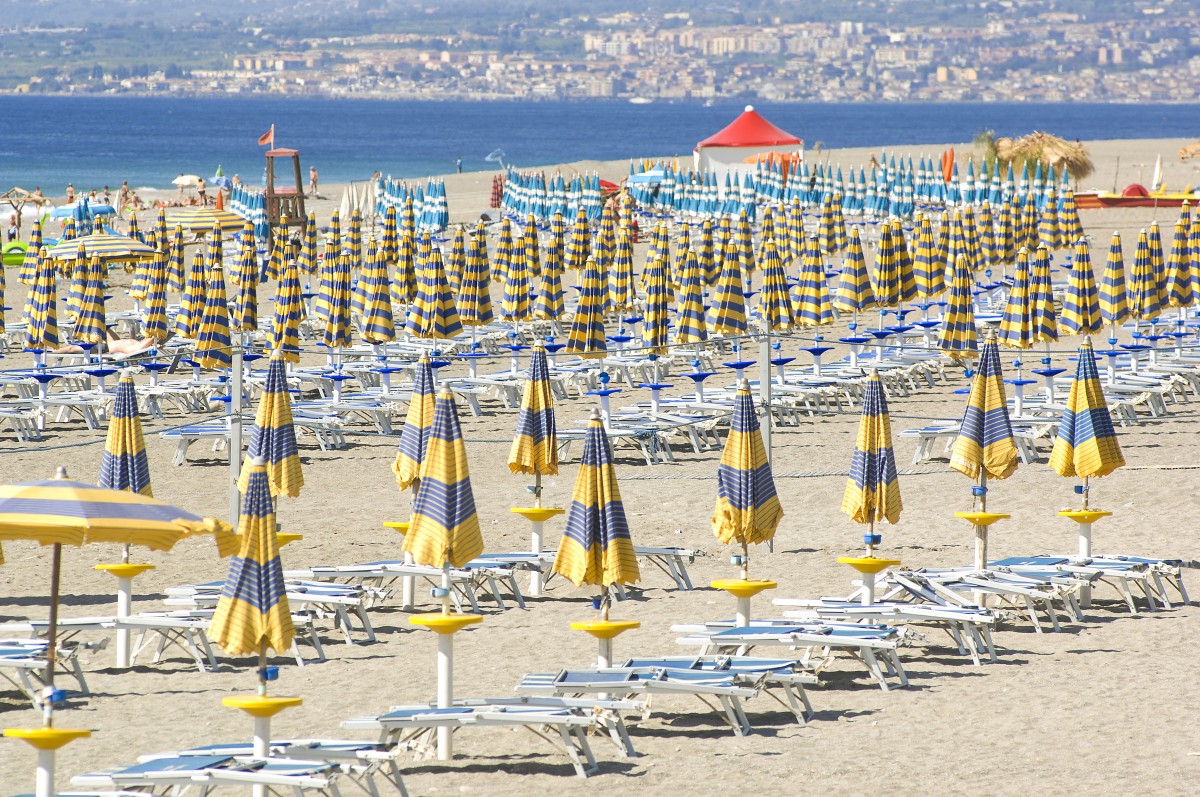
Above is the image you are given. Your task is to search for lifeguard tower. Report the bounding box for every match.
[264,147,306,245]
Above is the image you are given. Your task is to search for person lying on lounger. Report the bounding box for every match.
[52,327,159,358]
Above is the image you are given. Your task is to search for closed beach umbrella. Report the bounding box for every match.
[674,248,708,345]
[892,220,918,303]
[523,215,543,279]
[712,381,783,574]
[65,242,89,320]
[233,229,259,333]
[1038,191,1060,250]
[1148,221,1167,310]
[565,207,590,272]
[359,241,396,344]
[406,244,462,340]
[391,232,416,307]
[1049,336,1125,483]
[346,210,363,274]
[508,343,558,482]
[608,228,636,312]
[709,238,748,337]
[1030,245,1059,343]
[260,221,286,284]
[1128,229,1161,322]
[1166,218,1194,310]
[1099,231,1129,331]
[392,355,437,491]
[938,254,978,358]
[237,349,304,498]
[642,256,672,355]
[871,223,899,309]
[272,254,303,363]
[757,239,795,332]
[999,248,1036,350]
[73,256,108,345]
[321,251,354,350]
[835,227,877,316]
[501,238,533,323]
[298,213,318,275]
[842,370,902,535]
[328,210,342,255]
[141,249,171,343]
[24,247,60,351]
[493,217,514,283]
[404,388,485,569]
[534,246,565,322]
[99,373,152,496]
[552,408,639,592]
[444,225,466,294]
[174,249,206,339]
[209,460,295,656]
[18,219,42,286]
[565,256,608,358]
[913,214,944,298]
[793,235,833,328]
[698,219,718,286]
[194,256,232,370]
[1059,239,1102,336]
[381,206,398,266]
[949,334,1019,481]
[166,225,185,293]
[458,227,494,327]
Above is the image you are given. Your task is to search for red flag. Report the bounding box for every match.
[257,124,275,147]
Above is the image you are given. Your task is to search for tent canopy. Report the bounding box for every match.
[694,106,803,182]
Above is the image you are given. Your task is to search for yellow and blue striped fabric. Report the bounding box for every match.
[608,228,636,312]
[459,225,494,326]
[508,344,558,476]
[444,225,466,294]
[174,249,206,338]
[999,248,1035,350]
[994,202,1014,265]
[391,232,415,306]
[271,254,303,363]
[698,220,718,286]
[18,219,41,286]
[757,239,795,332]
[949,336,1019,480]
[674,248,708,344]
[493,217,513,284]
[642,256,672,355]
[46,233,155,264]
[359,240,396,344]
[938,254,978,358]
[1166,218,1194,308]
[406,243,462,339]
[23,247,59,350]
[393,355,436,491]
[1049,337,1125,480]
[842,370,902,525]
[709,238,748,337]
[65,242,88,320]
[892,220,919,302]
[1128,229,1161,321]
[1030,245,1059,343]
[565,207,591,272]
[142,249,171,343]
[835,226,877,314]
[553,411,640,588]
[166,207,244,234]
[1099,232,1129,326]
[793,235,833,327]
[298,213,319,275]
[818,196,836,255]
[736,211,756,280]
[1147,221,1167,310]
[524,215,544,279]
[381,206,398,267]
[166,226,185,293]
[322,251,354,349]
[871,224,899,308]
[400,197,414,240]
[712,383,783,547]
[404,389,485,569]
[500,237,533,323]
[1059,239,1102,335]
[152,208,168,247]
[99,374,152,497]
[346,210,363,274]
[327,210,342,255]
[238,349,304,498]
[73,256,108,345]
[534,244,564,322]
[671,225,692,290]
[209,460,295,656]
[978,203,997,268]
[565,256,608,358]
[261,221,285,283]
[195,252,233,370]
[1038,190,1060,249]
[833,193,848,252]
[1060,191,1084,243]
[912,214,942,298]
[313,239,339,321]
[233,226,259,332]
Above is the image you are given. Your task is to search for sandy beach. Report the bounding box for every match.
[2,136,1199,796]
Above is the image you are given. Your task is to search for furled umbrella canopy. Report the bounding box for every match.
[507,343,558,477]
[392,355,436,491]
[1048,336,1125,481]
[949,335,1019,481]
[712,382,783,565]
[237,349,304,498]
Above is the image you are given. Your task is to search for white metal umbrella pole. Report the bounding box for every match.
[229,334,244,527]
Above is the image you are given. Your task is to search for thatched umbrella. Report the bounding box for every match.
[977,131,1094,182]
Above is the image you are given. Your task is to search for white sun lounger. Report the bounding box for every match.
[72,753,345,796]
[0,639,91,708]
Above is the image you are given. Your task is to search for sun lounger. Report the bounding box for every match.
[619,656,817,723]
[343,703,602,778]
[989,555,1186,613]
[884,569,1083,633]
[289,558,524,611]
[72,753,345,795]
[0,639,91,708]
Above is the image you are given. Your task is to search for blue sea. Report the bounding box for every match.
[1,96,1198,192]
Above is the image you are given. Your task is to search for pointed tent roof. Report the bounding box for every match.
[696,105,802,150]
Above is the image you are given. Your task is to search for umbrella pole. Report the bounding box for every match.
[229,334,244,527]
[975,473,989,572]
[44,543,61,728]
[401,484,418,610]
[758,334,773,552]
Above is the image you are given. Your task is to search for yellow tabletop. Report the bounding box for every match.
[222,695,303,717]
[383,522,409,536]
[954,511,1011,527]
[570,619,641,639]
[3,728,91,750]
[837,556,901,574]
[510,507,566,523]
[1058,509,1112,524]
[95,563,156,579]
[710,579,777,599]
[276,533,303,546]
[410,613,483,634]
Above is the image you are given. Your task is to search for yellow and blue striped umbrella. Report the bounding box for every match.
[712,382,783,550]
[565,206,591,272]
[757,238,795,332]
[261,220,286,283]
[1059,239,1102,335]
[174,249,207,338]
[381,206,398,267]
[238,349,304,498]
[23,246,59,351]
[552,409,639,589]
[1166,218,1194,309]
[166,207,244,235]
[736,211,755,282]
[1030,245,1058,343]
[210,459,294,657]
[671,224,692,290]
[835,226,876,314]
[17,219,42,286]
[99,374,152,496]
[195,253,233,370]
[871,223,899,308]
[892,220,919,303]
[166,225,186,293]
[141,248,171,343]
[322,251,354,349]
[346,210,363,274]
[400,197,414,240]
[842,370,902,526]
[73,256,108,345]
[534,244,564,322]
[1128,229,1161,322]
[996,201,1016,265]
[1049,337,1125,481]
[818,196,837,255]
[359,240,396,344]
[65,242,89,320]
[272,253,303,363]
[233,227,259,333]
[493,217,514,284]
[913,214,945,298]
[523,215,544,279]
[949,335,1019,481]
[642,256,671,356]
[999,248,1036,350]
[674,248,708,345]
[393,355,436,491]
[404,388,485,569]
[608,227,636,312]
[1148,221,1167,310]
[977,202,997,270]
[565,256,608,358]
[508,343,558,477]
[1038,189,1060,250]
[793,235,833,328]
[45,233,155,264]
[709,237,748,337]
[391,231,416,307]
[61,217,77,245]
[501,235,533,323]
[1099,231,1129,328]
[938,253,978,358]
[698,219,718,286]
[444,225,467,294]
[152,207,168,247]
[1059,191,1084,243]
[297,213,318,275]
[313,238,339,322]
[328,209,342,255]
[407,243,462,339]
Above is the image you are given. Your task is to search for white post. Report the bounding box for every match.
[400,552,416,609]
[35,749,55,797]
[860,571,876,607]
[528,521,544,597]
[1078,520,1093,607]
[436,632,454,760]
[736,596,751,628]
[597,637,613,669]
[758,336,772,465]
[229,337,244,527]
[974,525,988,573]
[115,576,133,668]
[252,715,270,797]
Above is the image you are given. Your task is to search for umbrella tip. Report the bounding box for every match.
[53,466,69,480]
[738,379,750,391]
[590,407,602,420]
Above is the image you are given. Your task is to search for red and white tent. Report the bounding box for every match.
[693,105,803,180]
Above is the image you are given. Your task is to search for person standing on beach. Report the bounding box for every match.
[7,214,17,242]
[65,183,75,203]
[309,165,319,196]
[117,181,130,217]
[455,157,463,174]
[197,177,207,206]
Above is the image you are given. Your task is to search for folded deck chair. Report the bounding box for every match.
[671,621,909,691]
[516,667,760,736]
[0,639,91,708]
[992,555,1188,612]
[72,753,344,795]
[887,568,1084,633]
[342,704,601,778]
